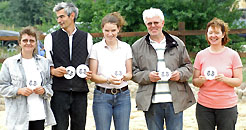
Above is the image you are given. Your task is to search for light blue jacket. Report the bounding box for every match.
[0,53,56,130]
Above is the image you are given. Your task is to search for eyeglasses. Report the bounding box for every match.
[22,39,36,44]
[146,21,160,26]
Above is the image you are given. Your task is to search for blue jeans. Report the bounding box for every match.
[93,89,131,130]
[51,91,87,130]
[144,102,183,130]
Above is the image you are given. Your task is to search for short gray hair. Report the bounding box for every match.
[142,8,164,23]
[53,2,79,21]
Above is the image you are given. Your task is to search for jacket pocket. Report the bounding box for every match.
[137,85,148,93]
[10,74,22,87]
[177,82,186,91]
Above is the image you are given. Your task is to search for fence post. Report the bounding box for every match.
[178,22,186,44]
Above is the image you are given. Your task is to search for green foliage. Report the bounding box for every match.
[227,35,246,52]
[35,0,59,32]
[159,0,242,52]
[6,0,44,26]
[0,0,244,50]
[0,46,19,59]
[242,57,246,65]
[0,1,12,26]
[74,0,243,48]
[76,0,110,33]
[242,58,246,82]
[0,0,75,28]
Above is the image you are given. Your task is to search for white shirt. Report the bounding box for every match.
[22,58,46,121]
[89,39,132,89]
[44,28,93,66]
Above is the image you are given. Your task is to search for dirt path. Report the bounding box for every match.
[1,99,246,130]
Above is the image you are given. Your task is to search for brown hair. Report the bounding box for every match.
[101,12,126,30]
[205,17,230,45]
[18,26,39,54]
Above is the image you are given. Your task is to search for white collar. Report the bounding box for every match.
[149,36,166,44]
[62,27,77,36]
[102,38,122,49]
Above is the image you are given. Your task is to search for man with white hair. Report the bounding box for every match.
[132,8,195,130]
[44,2,93,130]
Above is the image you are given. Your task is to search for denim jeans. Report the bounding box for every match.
[93,89,131,130]
[51,91,87,130]
[196,103,238,130]
[144,102,183,130]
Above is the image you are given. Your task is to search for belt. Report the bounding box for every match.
[96,85,128,95]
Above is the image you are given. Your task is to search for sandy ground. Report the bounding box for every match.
[1,99,246,130]
[1,80,246,130]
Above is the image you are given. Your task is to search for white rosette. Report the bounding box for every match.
[64,66,76,79]
[113,70,124,80]
[158,68,172,81]
[76,64,89,78]
[204,66,217,80]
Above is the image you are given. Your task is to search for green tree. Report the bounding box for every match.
[0,1,12,26]
[37,0,80,32]
[0,0,76,27]
[75,0,243,51]
[161,0,242,52]
[5,0,45,26]
[2,0,239,52]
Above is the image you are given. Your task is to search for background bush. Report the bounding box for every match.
[0,0,245,52]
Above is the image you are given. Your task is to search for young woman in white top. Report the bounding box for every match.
[89,12,132,130]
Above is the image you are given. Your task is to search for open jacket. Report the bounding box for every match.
[132,31,196,113]
[0,53,56,130]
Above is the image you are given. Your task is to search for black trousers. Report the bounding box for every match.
[51,90,88,130]
[196,103,238,130]
[29,120,45,130]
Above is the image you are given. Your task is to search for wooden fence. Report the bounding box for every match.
[0,22,246,63]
